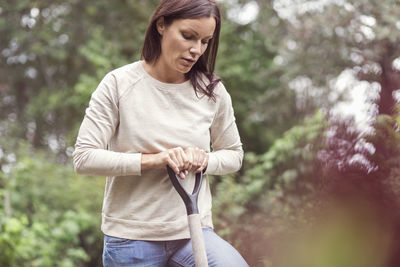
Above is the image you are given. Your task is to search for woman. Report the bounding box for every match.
[73,0,248,266]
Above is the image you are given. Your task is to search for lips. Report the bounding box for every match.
[182,58,195,65]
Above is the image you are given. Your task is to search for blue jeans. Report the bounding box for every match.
[103,228,249,267]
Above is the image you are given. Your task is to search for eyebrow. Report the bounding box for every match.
[186,28,214,39]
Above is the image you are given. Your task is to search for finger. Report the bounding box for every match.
[196,152,209,173]
[196,150,205,169]
[185,147,194,171]
[186,147,196,172]
[174,147,185,171]
[168,150,183,174]
[193,148,202,171]
[167,154,186,179]
[180,148,190,171]
[167,157,180,175]
[191,148,198,169]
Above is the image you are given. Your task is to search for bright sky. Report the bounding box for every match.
[330,70,378,132]
[226,0,259,24]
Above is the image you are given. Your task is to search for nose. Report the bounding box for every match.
[189,40,202,57]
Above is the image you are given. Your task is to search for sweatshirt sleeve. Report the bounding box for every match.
[205,83,244,175]
[72,73,142,176]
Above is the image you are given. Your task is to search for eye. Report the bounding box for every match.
[201,39,210,45]
[182,32,192,40]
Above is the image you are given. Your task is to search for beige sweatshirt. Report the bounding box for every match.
[72,61,243,241]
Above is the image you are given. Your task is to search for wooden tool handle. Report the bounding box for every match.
[188,214,208,267]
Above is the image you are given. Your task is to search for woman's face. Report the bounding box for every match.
[157,16,216,76]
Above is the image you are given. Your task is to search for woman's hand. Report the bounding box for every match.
[183,147,208,174]
[141,147,208,179]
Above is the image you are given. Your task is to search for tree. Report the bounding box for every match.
[0,0,158,157]
[217,0,308,153]
[271,0,400,115]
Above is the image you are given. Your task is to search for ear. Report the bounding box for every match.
[156,17,165,36]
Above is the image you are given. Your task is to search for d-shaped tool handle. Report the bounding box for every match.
[166,165,203,215]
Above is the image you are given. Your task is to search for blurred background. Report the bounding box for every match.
[1,0,400,266]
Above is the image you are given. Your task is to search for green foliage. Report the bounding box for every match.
[217,1,301,152]
[363,112,400,202]
[0,212,92,267]
[212,111,328,265]
[365,114,400,175]
[0,143,104,266]
[0,0,155,150]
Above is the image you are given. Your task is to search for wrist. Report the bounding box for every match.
[141,152,165,171]
[141,154,156,171]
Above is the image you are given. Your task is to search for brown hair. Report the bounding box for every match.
[141,0,222,101]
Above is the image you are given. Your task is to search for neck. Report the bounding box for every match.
[143,60,187,84]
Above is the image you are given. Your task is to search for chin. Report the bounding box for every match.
[175,61,195,74]
[177,66,192,74]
